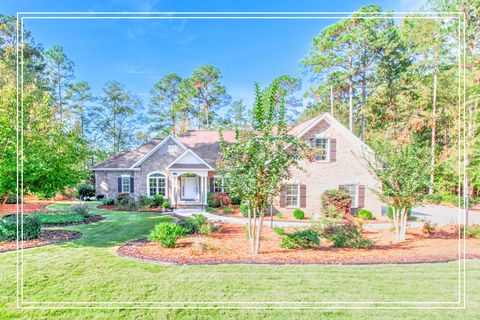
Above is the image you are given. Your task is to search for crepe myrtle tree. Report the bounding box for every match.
[366,139,430,242]
[217,80,313,254]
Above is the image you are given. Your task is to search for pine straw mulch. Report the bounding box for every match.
[2,202,53,215]
[117,224,480,265]
[0,229,82,253]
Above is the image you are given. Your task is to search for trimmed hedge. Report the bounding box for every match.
[0,215,42,242]
[280,229,320,249]
[293,209,305,220]
[148,222,187,248]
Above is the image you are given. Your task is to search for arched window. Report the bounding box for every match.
[148,172,167,197]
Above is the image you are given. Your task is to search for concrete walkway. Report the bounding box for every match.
[411,205,480,226]
[173,209,422,229]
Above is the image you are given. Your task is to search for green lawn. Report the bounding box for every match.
[1,202,478,319]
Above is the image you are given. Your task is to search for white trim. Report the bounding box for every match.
[130,135,188,168]
[121,176,131,193]
[166,149,213,170]
[344,184,359,209]
[314,137,330,163]
[146,171,168,198]
[285,183,300,209]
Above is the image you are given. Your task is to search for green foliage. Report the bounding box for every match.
[280,229,320,249]
[198,222,222,236]
[161,201,171,209]
[466,224,480,239]
[147,222,187,248]
[321,189,351,218]
[320,222,373,249]
[357,209,373,220]
[0,215,42,241]
[293,209,305,220]
[273,227,285,235]
[179,214,208,234]
[77,183,95,199]
[239,201,249,217]
[205,207,217,214]
[70,203,89,217]
[153,194,164,207]
[223,207,234,214]
[0,195,22,204]
[137,195,155,209]
[31,212,85,225]
[102,198,115,206]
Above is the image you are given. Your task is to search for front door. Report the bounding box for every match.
[182,177,198,200]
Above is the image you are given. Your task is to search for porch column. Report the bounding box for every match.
[203,176,208,204]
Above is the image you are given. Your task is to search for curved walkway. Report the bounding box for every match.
[172,209,422,229]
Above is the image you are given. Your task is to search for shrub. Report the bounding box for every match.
[77,183,95,200]
[102,198,115,206]
[325,204,343,219]
[137,195,154,209]
[423,193,442,204]
[115,193,132,206]
[280,229,320,249]
[0,215,42,242]
[209,192,231,208]
[422,221,436,234]
[153,194,164,207]
[230,195,241,205]
[199,222,222,235]
[205,207,217,214]
[357,209,373,220]
[320,222,373,248]
[162,201,171,209]
[179,214,208,234]
[70,203,89,217]
[96,194,105,200]
[466,224,480,239]
[321,189,352,217]
[148,222,187,248]
[31,212,85,225]
[273,227,285,235]
[386,206,411,219]
[190,239,218,254]
[293,209,305,220]
[223,207,234,214]
[240,201,249,217]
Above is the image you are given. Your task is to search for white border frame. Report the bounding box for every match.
[15,11,467,310]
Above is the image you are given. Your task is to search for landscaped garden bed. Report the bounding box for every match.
[118,222,480,265]
[31,212,104,226]
[1,201,53,215]
[0,229,82,253]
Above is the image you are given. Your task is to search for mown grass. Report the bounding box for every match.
[30,212,85,225]
[0,202,478,319]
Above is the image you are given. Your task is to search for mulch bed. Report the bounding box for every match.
[42,214,105,227]
[0,229,82,253]
[117,224,480,265]
[1,202,53,215]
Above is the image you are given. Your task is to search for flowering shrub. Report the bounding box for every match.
[209,192,231,208]
[321,189,352,217]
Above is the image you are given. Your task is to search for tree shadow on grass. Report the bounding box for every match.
[63,211,173,248]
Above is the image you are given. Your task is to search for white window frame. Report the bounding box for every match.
[147,172,168,198]
[285,183,300,208]
[315,138,330,162]
[212,176,226,193]
[344,184,359,208]
[121,175,131,193]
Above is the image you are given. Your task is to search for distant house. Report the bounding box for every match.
[92,113,382,216]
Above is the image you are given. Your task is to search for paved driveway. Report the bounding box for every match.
[411,205,480,226]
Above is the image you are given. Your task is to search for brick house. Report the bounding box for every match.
[92,113,382,216]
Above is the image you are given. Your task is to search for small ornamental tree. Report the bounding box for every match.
[217,80,312,254]
[366,140,430,242]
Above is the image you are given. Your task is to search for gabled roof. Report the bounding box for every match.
[92,113,371,171]
[166,149,214,170]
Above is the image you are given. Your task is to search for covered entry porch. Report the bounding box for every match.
[169,169,209,208]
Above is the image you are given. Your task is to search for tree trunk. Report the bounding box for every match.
[429,69,438,195]
[361,72,367,142]
[255,212,264,254]
[348,55,354,132]
[329,66,334,116]
[0,195,9,219]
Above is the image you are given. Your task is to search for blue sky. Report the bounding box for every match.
[1,0,425,112]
